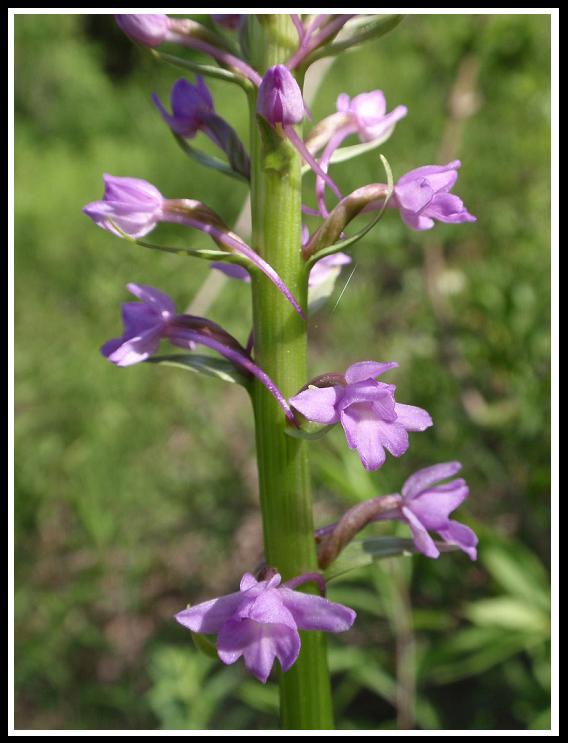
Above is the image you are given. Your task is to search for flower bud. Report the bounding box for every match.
[83,175,164,238]
[115,14,171,47]
[256,65,304,126]
[152,77,214,138]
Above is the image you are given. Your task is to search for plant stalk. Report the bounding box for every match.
[247,14,334,730]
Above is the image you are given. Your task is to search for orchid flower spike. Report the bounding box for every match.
[175,571,356,683]
[393,160,477,230]
[290,361,432,471]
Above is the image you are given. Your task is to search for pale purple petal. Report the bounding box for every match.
[244,622,301,680]
[437,520,478,560]
[217,619,301,683]
[399,210,435,231]
[401,506,440,559]
[175,590,247,634]
[374,419,410,457]
[115,14,171,46]
[394,403,433,432]
[126,283,176,315]
[102,328,162,367]
[426,193,477,224]
[409,484,469,531]
[308,252,351,288]
[240,573,258,591]
[120,303,161,336]
[345,361,399,384]
[279,588,356,632]
[397,161,462,187]
[103,174,163,206]
[394,179,434,213]
[338,383,397,422]
[244,590,297,630]
[402,461,462,500]
[210,262,251,282]
[289,386,341,425]
[340,407,387,471]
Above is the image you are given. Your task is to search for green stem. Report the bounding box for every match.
[247,15,334,730]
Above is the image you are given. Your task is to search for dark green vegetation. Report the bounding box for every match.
[15,14,551,730]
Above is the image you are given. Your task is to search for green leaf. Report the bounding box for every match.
[108,220,249,266]
[173,135,249,183]
[482,544,550,611]
[306,154,394,267]
[308,15,406,63]
[151,49,252,90]
[146,354,252,388]
[463,597,549,635]
[323,536,458,581]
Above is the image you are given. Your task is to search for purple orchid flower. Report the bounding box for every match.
[290,361,432,471]
[115,14,171,46]
[83,175,303,317]
[395,462,478,560]
[314,90,406,217]
[101,284,296,422]
[336,90,408,144]
[175,571,356,683]
[393,160,477,230]
[317,462,477,564]
[83,175,163,239]
[101,283,178,366]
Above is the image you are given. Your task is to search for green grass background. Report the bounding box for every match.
[15,14,551,730]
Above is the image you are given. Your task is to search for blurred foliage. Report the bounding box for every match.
[14,13,550,731]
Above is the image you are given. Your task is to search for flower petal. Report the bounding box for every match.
[345,361,399,384]
[402,461,462,500]
[340,407,387,471]
[245,590,297,630]
[102,328,162,366]
[126,283,176,315]
[437,520,478,560]
[394,179,434,214]
[279,588,356,632]
[374,419,409,457]
[175,590,247,634]
[397,161,461,187]
[394,403,433,432]
[289,385,341,425]
[401,506,439,558]
[409,483,469,531]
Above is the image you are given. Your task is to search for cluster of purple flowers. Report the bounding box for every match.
[84,14,478,685]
